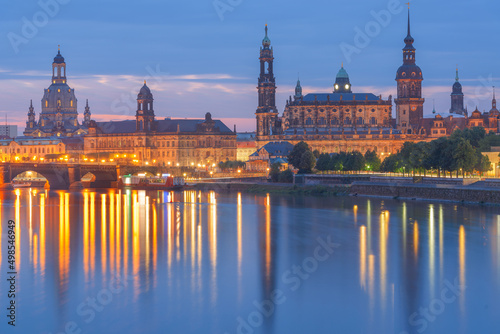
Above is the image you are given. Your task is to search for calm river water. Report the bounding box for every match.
[0,189,499,334]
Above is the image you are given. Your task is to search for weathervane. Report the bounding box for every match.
[406,2,410,9]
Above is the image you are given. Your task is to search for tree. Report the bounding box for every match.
[288,142,316,173]
[475,153,492,175]
[409,141,431,175]
[312,149,321,159]
[316,153,332,171]
[269,162,281,182]
[345,151,365,171]
[218,160,245,171]
[331,152,347,171]
[278,169,294,183]
[298,150,316,173]
[399,142,417,175]
[453,138,477,176]
[380,153,402,173]
[478,131,500,152]
[288,141,311,169]
[364,150,381,171]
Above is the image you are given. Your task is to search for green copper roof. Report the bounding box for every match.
[262,25,271,47]
[336,66,349,79]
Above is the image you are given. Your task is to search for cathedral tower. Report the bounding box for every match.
[25,100,36,131]
[83,99,92,126]
[256,24,278,138]
[136,81,155,132]
[395,10,424,134]
[334,65,352,93]
[294,78,303,100]
[450,68,466,115]
[24,47,87,137]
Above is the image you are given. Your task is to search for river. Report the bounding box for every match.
[0,189,499,334]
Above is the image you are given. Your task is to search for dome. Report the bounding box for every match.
[396,64,423,80]
[138,81,153,99]
[42,82,77,114]
[336,66,349,79]
[334,65,352,93]
[452,81,462,94]
[53,50,65,64]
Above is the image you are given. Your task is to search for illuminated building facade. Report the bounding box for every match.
[23,48,91,138]
[255,12,500,156]
[84,82,236,167]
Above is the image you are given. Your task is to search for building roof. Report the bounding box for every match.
[283,127,400,135]
[257,141,294,157]
[301,93,380,102]
[95,118,233,135]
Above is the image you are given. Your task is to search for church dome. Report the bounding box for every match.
[334,65,352,93]
[42,82,77,114]
[452,81,462,93]
[54,50,65,64]
[336,66,349,79]
[396,64,423,80]
[138,81,153,100]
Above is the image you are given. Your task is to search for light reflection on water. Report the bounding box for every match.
[0,189,499,334]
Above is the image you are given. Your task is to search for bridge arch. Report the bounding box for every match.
[12,171,49,188]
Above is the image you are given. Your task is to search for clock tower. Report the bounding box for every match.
[395,9,424,134]
[256,24,279,139]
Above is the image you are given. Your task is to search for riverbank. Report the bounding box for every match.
[194,176,500,205]
[193,182,350,196]
[351,182,500,205]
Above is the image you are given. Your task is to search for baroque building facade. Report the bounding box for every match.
[84,82,236,167]
[16,50,236,166]
[23,48,91,138]
[255,11,500,156]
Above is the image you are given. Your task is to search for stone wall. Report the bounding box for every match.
[351,182,500,204]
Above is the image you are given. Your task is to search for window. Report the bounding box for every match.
[306,118,313,125]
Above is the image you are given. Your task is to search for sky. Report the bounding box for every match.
[0,0,499,135]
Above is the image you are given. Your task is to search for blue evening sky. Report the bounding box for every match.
[0,0,499,134]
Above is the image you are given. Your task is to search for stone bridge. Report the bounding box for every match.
[0,163,120,189]
[0,163,185,189]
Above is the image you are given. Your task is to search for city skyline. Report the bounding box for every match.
[1,0,499,135]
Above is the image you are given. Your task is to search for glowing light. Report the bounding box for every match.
[360,225,366,290]
[459,225,466,314]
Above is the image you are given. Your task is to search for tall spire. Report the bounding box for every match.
[404,9,415,47]
[262,24,271,48]
[455,66,459,82]
[294,76,303,100]
[493,86,497,110]
[407,9,411,37]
